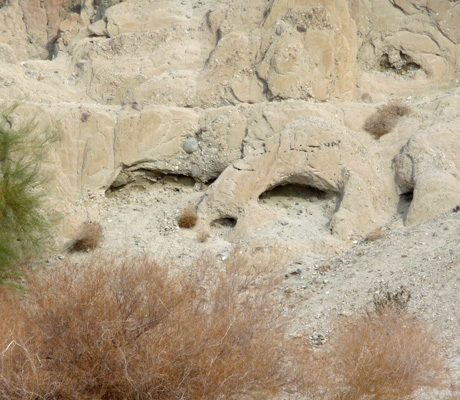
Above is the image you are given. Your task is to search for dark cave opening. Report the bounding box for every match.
[106,169,197,196]
[211,217,237,228]
[258,183,339,218]
[397,190,414,222]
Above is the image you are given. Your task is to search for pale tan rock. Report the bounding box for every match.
[394,122,460,225]
[71,3,211,105]
[0,43,16,63]
[258,0,358,101]
[88,19,108,37]
[49,106,117,198]
[1,0,460,244]
[0,103,116,201]
[19,0,50,59]
[114,106,199,173]
[0,0,90,60]
[197,28,264,106]
[198,117,389,239]
[198,0,358,105]
[105,1,189,37]
[357,0,460,90]
[0,2,30,60]
[229,73,264,104]
[54,13,88,55]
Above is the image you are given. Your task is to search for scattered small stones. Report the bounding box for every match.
[183,138,199,154]
[310,333,327,346]
[81,112,90,122]
[132,101,142,111]
[285,268,302,278]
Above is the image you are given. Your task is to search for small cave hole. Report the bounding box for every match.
[379,54,392,71]
[69,4,82,14]
[211,218,237,228]
[400,53,421,72]
[258,183,340,234]
[378,52,421,75]
[259,184,336,212]
[106,170,197,197]
[46,35,59,60]
[397,191,413,222]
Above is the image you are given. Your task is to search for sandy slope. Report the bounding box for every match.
[62,174,460,398]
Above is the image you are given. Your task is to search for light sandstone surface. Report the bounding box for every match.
[2,0,460,396]
[1,0,460,238]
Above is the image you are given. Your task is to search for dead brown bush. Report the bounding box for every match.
[364,100,411,138]
[68,220,103,252]
[323,306,444,399]
[365,227,386,242]
[0,253,310,400]
[178,205,198,228]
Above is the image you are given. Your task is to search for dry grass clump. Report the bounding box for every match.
[178,205,198,228]
[0,244,447,400]
[323,305,444,399]
[364,99,411,138]
[0,253,309,399]
[68,220,103,252]
[365,227,387,242]
[197,227,210,242]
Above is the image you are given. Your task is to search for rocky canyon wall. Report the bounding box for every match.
[1,0,460,238]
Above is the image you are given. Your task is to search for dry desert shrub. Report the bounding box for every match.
[365,227,386,242]
[178,205,198,228]
[197,227,210,242]
[68,220,103,252]
[364,99,411,138]
[322,306,444,399]
[0,253,310,400]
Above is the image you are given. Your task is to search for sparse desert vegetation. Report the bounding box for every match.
[0,252,311,400]
[0,248,448,400]
[1,0,460,398]
[197,227,210,242]
[68,220,104,252]
[364,99,411,138]
[365,227,386,242]
[178,205,198,228]
[324,305,445,400]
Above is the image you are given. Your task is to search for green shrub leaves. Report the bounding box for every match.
[0,105,56,280]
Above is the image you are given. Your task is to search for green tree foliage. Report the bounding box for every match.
[0,105,56,281]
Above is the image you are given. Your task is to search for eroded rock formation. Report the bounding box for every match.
[1,0,460,238]
[197,116,392,239]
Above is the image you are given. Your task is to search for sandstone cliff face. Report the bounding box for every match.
[1,0,460,239]
[197,116,390,239]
